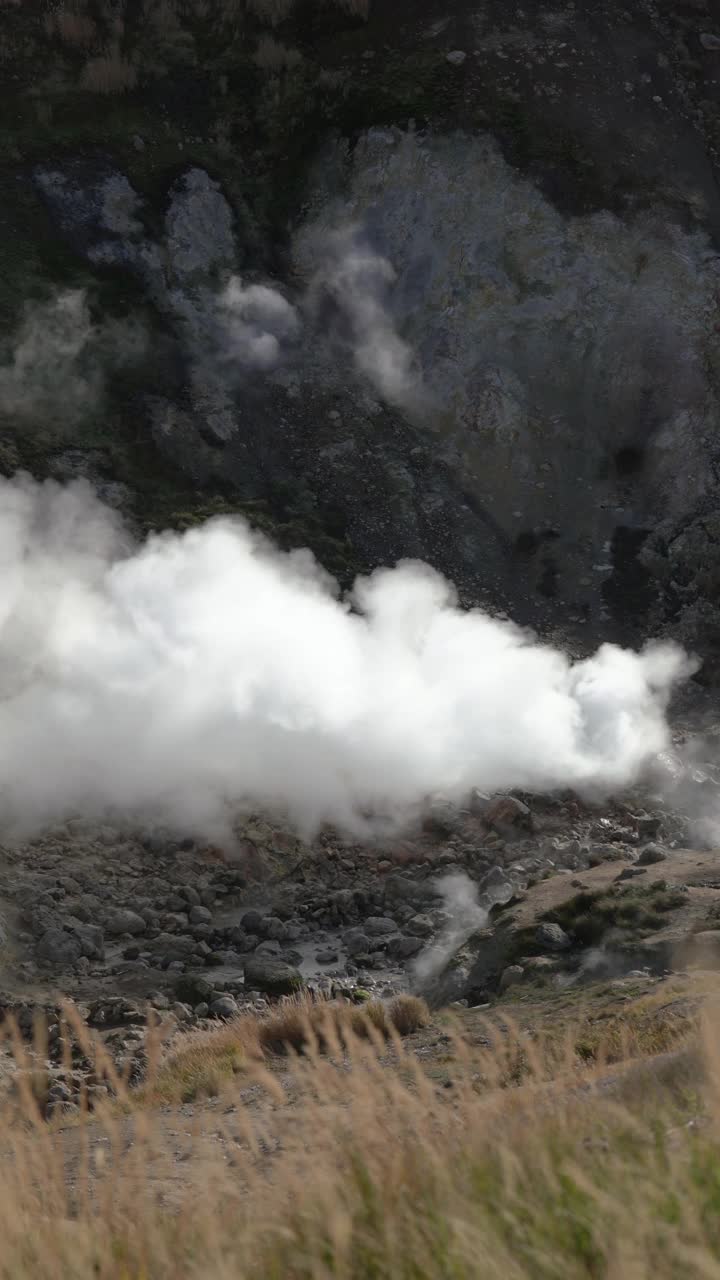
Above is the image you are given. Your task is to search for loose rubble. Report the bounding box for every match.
[0,725,719,1106]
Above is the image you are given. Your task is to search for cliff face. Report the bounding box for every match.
[2,0,720,659]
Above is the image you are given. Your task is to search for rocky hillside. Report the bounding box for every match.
[1,0,720,663]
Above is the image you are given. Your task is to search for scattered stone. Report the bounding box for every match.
[700,33,720,50]
[240,910,265,934]
[588,844,629,866]
[315,949,339,964]
[446,49,467,64]
[364,916,397,937]
[638,844,667,866]
[343,928,371,957]
[499,964,524,993]
[145,933,198,963]
[484,795,533,834]
[406,914,435,938]
[524,955,559,974]
[189,905,212,925]
[171,1001,193,1021]
[106,909,146,936]
[423,799,464,837]
[36,929,83,965]
[479,866,515,904]
[386,935,424,960]
[634,815,662,839]
[242,956,304,997]
[255,940,281,956]
[535,922,571,952]
[210,995,239,1019]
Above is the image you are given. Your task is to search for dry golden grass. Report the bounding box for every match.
[256,992,430,1056]
[134,994,431,1101]
[140,1022,251,1104]
[0,980,717,1277]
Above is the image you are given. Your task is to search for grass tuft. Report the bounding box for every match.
[0,977,717,1276]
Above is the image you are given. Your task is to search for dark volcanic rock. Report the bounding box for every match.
[243,956,304,997]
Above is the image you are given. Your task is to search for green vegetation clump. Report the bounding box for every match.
[542,882,688,947]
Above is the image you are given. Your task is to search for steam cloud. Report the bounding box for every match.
[303,227,423,410]
[0,290,146,422]
[218,278,301,370]
[413,873,488,985]
[0,474,694,842]
[0,292,97,419]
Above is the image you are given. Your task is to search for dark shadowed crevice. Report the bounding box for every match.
[602,526,655,630]
[614,445,645,478]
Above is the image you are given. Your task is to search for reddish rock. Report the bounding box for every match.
[484,795,533,833]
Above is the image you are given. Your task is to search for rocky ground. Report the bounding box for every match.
[1,692,719,1116]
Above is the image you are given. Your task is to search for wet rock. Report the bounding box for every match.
[36,929,83,965]
[106,909,146,936]
[479,866,515,905]
[638,844,667,866]
[383,875,431,907]
[633,815,662,839]
[64,918,104,960]
[206,949,241,967]
[484,796,533,834]
[364,916,397,937]
[406,914,435,938]
[242,956,304,997]
[329,889,357,922]
[240,910,265,934]
[174,975,213,1008]
[87,997,143,1028]
[145,933,197,962]
[588,844,629,866]
[387,935,424,960]
[535,922,571,952]
[162,912,189,932]
[255,940,281,956]
[423,799,464,837]
[210,995,239,1019]
[343,928,371,956]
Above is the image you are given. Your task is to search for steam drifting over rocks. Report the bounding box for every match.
[0,473,693,842]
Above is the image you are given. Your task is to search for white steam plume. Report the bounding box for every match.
[0,475,694,841]
[302,226,423,411]
[217,278,301,370]
[413,873,488,985]
[0,290,145,420]
[0,292,96,418]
